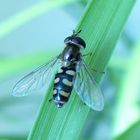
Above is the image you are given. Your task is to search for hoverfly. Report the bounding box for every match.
[12,30,104,111]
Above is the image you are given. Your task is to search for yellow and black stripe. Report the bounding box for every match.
[53,63,76,103]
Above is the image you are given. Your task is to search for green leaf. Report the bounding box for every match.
[115,120,140,140]
[28,0,136,140]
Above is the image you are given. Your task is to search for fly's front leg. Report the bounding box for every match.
[82,52,93,57]
[90,68,105,74]
[82,53,105,74]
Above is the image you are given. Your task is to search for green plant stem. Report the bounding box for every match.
[0,135,26,140]
[115,120,140,140]
[112,39,140,138]
[28,0,136,140]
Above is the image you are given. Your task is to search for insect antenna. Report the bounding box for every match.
[72,29,82,37]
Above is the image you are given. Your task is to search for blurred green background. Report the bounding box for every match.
[0,0,140,140]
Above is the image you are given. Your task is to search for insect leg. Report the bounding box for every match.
[72,30,82,36]
[49,98,53,102]
[90,68,105,74]
[82,52,93,57]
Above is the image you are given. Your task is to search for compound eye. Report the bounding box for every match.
[64,37,72,43]
[72,37,86,48]
[71,38,78,45]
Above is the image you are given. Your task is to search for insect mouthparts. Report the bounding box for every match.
[56,102,64,108]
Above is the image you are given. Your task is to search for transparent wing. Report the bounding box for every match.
[74,60,104,111]
[12,55,62,97]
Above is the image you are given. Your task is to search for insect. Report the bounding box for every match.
[12,30,104,111]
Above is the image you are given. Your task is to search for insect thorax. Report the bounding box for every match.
[61,45,81,66]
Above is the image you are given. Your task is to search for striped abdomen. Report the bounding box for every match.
[53,64,76,104]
